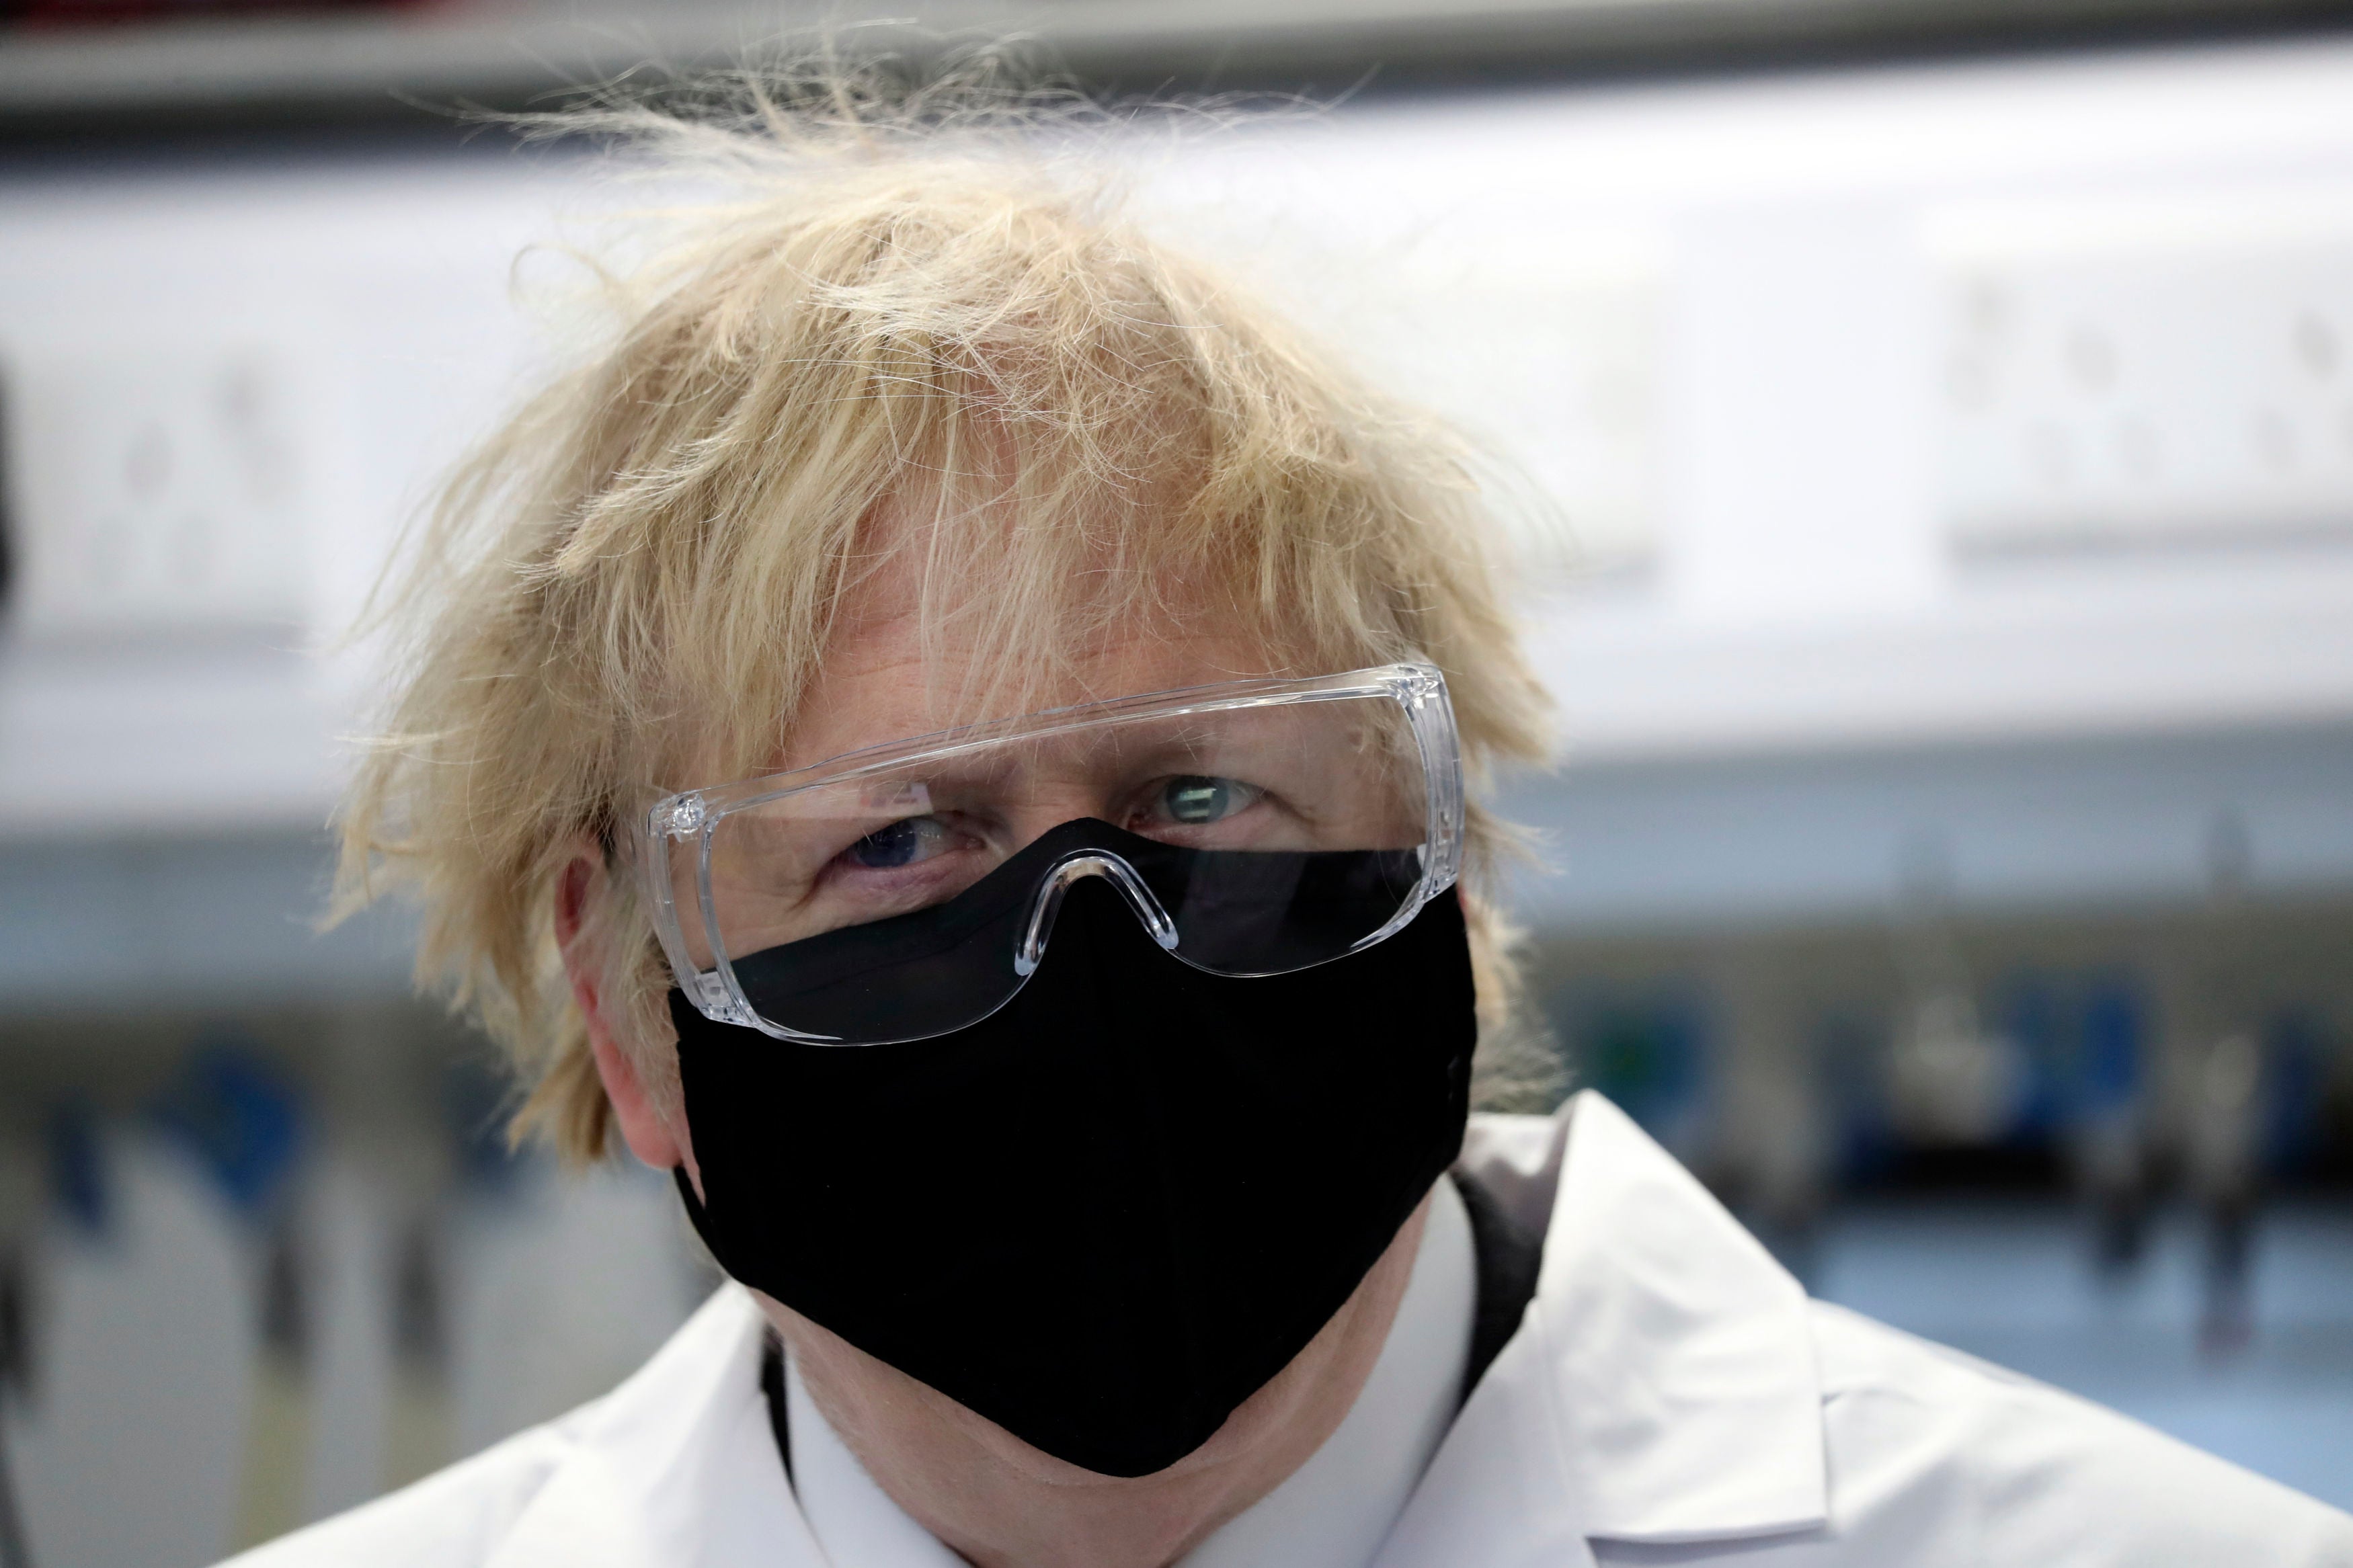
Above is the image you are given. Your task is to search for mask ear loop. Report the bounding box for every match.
[1013,853,1181,977]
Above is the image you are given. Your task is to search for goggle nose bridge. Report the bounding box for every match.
[1012,850,1180,978]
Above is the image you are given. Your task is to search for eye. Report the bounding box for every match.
[1154,776,1261,826]
[844,817,955,870]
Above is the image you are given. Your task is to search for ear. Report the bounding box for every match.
[556,845,692,1177]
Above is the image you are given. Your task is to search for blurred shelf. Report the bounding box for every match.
[4,0,2353,141]
[0,829,421,1013]
[1501,721,2353,930]
[0,641,348,837]
[1528,544,2353,766]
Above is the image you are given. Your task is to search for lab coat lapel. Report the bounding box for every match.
[1540,1094,1826,1543]
[1372,1317,1599,1568]
[485,1286,823,1568]
[1377,1092,1827,1566]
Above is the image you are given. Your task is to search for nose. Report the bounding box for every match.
[1012,851,1180,977]
[996,788,1122,851]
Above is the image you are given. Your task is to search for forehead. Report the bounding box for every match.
[779,592,1292,775]
[748,480,1297,775]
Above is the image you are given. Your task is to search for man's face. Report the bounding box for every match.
[683,552,1437,1559]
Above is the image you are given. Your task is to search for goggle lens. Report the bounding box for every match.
[657,675,1453,1044]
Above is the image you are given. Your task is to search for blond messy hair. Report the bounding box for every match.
[336,58,1555,1163]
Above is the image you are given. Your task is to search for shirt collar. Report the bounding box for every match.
[1380,1091,1827,1565]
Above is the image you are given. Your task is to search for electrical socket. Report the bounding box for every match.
[1930,192,2353,549]
[3,341,308,638]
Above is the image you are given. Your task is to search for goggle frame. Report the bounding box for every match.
[637,662,1466,1042]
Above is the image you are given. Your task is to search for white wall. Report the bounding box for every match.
[5,36,2352,909]
[1141,37,2353,761]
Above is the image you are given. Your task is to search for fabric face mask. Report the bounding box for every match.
[668,819,1477,1478]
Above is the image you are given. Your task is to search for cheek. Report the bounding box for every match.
[603,977,697,1179]
[658,1071,703,1194]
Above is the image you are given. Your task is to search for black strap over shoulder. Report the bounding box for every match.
[760,1331,793,1489]
[1449,1165,1546,1409]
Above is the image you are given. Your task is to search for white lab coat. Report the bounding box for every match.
[229,1092,2353,1567]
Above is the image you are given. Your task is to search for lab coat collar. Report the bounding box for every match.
[1380,1091,1827,1566]
[485,1283,821,1568]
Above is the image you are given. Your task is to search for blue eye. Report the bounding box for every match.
[847,817,951,869]
[1160,776,1254,825]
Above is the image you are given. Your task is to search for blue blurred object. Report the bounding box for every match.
[1998,968,2069,1143]
[149,1040,306,1223]
[1993,966,2149,1145]
[1551,982,1709,1155]
[444,1050,528,1198]
[45,1098,108,1239]
[2079,975,2143,1123]
[2263,1010,2334,1178]
[1819,1007,1896,1184]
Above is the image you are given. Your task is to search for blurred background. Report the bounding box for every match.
[3,1,2352,1561]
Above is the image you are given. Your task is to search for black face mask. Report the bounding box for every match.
[669,819,1476,1478]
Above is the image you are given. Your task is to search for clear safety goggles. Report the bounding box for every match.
[638,663,1466,1046]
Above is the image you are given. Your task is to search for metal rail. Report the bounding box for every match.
[1,0,2350,142]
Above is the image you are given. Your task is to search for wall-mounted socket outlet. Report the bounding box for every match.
[1930,192,2353,550]
[3,341,308,638]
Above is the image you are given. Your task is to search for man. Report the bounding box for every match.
[243,68,2353,1568]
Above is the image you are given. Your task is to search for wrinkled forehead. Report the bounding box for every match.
[701,480,1326,784]
[778,563,1299,776]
